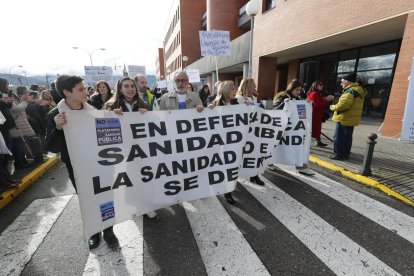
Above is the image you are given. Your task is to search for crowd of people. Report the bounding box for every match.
[0,69,366,249]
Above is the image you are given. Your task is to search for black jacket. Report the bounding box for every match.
[46,107,70,164]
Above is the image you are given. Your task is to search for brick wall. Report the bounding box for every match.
[382,12,414,137]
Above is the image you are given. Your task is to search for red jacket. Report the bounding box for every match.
[307,91,329,139]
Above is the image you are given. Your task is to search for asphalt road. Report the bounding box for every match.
[1,161,413,276]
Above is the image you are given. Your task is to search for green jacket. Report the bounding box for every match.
[330,83,366,126]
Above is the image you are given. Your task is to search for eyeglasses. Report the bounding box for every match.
[175,78,188,83]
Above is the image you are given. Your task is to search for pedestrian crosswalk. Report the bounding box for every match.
[1,167,413,276]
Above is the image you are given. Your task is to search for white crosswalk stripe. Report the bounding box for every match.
[277,164,414,244]
[183,197,270,276]
[1,169,413,276]
[0,195,72,276]
[239,177,401,276]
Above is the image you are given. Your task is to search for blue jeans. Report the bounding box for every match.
[333,123,354,157]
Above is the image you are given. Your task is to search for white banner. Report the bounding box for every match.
[186,69,201,83]
[271,101,312,167]
[199,30,231,56]
[401,57,414,142]
[128,65,146,77]
[63,102,310,238]
[84,66,113,84]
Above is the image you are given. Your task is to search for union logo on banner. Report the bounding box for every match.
[95,118,123,146]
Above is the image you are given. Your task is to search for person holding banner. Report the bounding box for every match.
[213,80,241,204]
[236,78,258,106]
[198,84,210,107]
[271,80,315,176]
[159,71,204,111]
[46,75,120,250]
[104,77,158,219]
[89,80,113,110]
[134,74,159,111]
[235,78,266,185]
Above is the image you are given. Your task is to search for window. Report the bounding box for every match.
[265,0,276,11]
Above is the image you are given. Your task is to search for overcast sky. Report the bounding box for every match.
[1,0,174,76]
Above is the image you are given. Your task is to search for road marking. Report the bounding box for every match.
[0,195,72,276]
[183,197,270,276]
[278,164,414,244]
[240,178,401,276]
[83,216,144,276]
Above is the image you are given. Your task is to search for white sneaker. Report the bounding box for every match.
[145,211,158,219]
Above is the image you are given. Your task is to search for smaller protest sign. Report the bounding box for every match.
[199,30,231,56]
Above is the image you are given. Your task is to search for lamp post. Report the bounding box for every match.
[72,47,106,65]
[182,56,188,70]
[8,65,23,85]
[246,0,260,77]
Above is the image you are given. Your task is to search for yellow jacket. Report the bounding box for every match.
[330,83,366,126]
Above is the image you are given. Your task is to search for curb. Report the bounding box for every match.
[0,156,59,210]
[309,155,414,207]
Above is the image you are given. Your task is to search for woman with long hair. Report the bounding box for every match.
[90,80,113,110]
[236,78,257,105]
[273,79,303,110]
[307,80,334,147]
[104,77,146,112]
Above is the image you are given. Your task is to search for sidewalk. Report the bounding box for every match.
[309,117,414,206]
[0,156,59,209]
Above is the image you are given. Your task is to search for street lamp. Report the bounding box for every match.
[8,65,23,85]
[182,56,188,70]
[72,46,106,65]
[246,0,260,77]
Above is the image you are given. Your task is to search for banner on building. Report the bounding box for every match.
[199,30,231,56]
[84,66,113,84]
[128,65,146,77]
[401,57,414,142]
[63,101,310,238]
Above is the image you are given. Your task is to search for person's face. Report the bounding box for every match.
[292,86,302,97]
[42,91,51,99]
[227,84,237,101]
[174,73,189,91]
[137,77,147,91]
[98,83,108,95]
[121,80,136,101]
[341,79,350,89]
[317,83,323,90]
[204,86,209,92]
[186,84,193,92]
[65,82,88,103]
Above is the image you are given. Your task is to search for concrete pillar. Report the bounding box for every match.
[243,63,249,79]
[255,56,278,100]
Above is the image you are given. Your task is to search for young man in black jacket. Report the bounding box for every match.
[46,75,119,250]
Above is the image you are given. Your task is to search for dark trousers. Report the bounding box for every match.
[333,123,354,157]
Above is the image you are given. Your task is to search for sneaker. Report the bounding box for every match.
[88,233,101,250]
[224,192,235,204]
[298,168,315,176]
[314,140,327,147]
[145,211,158,219]
[328,154,344,160]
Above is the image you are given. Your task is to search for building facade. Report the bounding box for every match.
[158,0,414,137]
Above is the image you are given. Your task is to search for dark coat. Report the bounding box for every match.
[90,93,113,110]
[273,92,300,110]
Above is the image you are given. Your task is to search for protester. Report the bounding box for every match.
[134,74,158,111]
[186,83,195,93]
[206,81,221,105]
[159,71,204,111]
[198,84,210,107]
[49,81,62,103]
[236,78,257,105]
[89,80,112,110]
[271,80,315,176]
[307,81,334,147]
[26,91,50,155]
[329,72,366,160]
[235,78,265,185]
[0,78,20,192]
[46,75,120,250]
[212,80,243,204]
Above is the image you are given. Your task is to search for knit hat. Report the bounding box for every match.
[342,72,356,83]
